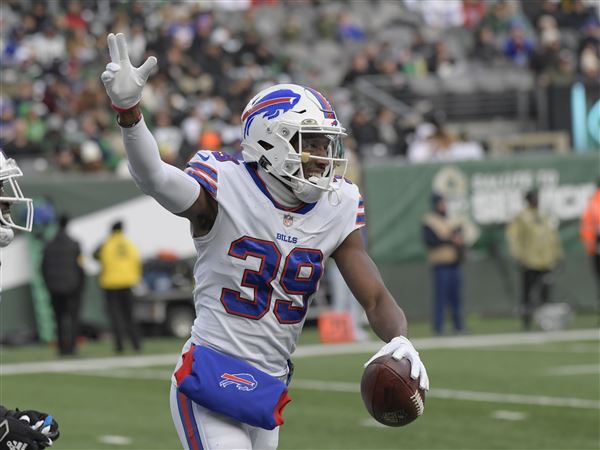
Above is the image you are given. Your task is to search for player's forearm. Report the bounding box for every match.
[119,113,199,213]
[365,292,408,341]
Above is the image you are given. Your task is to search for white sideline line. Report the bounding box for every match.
[544,364,600,376]
[66,372,600,411]
[289,380,600,410]
[1,328,598,375]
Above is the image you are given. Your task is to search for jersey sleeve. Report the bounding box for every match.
[184,151,220,199]
[336,179,366,248]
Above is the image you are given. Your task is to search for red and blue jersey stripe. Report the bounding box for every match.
[356,196,366,226]
[185,159,218,198]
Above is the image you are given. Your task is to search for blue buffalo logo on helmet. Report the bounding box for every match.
[242,89,301,138]
[219,373,258,391]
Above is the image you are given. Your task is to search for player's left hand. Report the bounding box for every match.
[364,336,429,390]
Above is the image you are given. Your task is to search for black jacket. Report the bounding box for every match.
[41,231,84,294]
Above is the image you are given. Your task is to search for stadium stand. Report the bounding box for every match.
[0,0,598,171]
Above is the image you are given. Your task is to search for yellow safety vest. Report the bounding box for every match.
[98,231,142,289]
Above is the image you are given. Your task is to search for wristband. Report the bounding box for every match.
[116,113,142,128]
[114,103,142,128]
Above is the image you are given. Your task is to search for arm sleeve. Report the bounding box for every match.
[336,187,366,249]
[121,117,200,214]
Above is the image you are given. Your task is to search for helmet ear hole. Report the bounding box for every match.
[257,140,274,151]
[289,133,299,151]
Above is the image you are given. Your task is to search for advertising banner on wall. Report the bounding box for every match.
[364,153,598,264]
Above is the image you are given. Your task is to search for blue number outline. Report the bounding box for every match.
[275,248,324,324]
[221,237,323,324]
[220,236,281,320]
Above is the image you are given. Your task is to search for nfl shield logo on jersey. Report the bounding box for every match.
[283,214,293,227]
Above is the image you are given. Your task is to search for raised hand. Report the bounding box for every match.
[100,32,157,110]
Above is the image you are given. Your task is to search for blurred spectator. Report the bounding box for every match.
[422,192,465,335]
[28,22,66,69]
[41,214,85,356]
[472,26,503,62]
[504,24,535,66]
[154,110,184,165]
[561,0,598,29]
[407,125,484,163]
[463,0,487,29]
[482,0,516,33]
[375,108,406,157]
[484,0,534,34]
[579,41,600,81]
[349,110,378,159]
[336,12,365,43]
[579,180,600,307]
[578,19,600,60]
[427,41,460,77]
[3,118,42,159]
[506,190,563,330]
[530,27,563,77]
[341,53,373,87]
[94,220,143,354]
[406,0,464,29]
[64,0,86,32]
[0,99,16,145]
[546,49,577,84]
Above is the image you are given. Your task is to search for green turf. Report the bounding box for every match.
[1,330,598,450]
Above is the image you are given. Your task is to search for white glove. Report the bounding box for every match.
[100,32,157,109]
[364,336,429,391]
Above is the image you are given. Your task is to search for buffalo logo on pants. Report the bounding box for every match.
[219,373,258,391]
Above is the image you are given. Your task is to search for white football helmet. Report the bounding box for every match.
[241,84,347,203]
[0,151,33,247]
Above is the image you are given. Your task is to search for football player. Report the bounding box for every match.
[0,151,33,248]
[0,153,60,450]
[101,33,429,450]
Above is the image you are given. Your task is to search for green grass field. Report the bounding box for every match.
[1,318,598,450]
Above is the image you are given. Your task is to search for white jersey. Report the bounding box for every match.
[183,150,365,376]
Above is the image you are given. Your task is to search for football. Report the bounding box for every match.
[360,355,426,427]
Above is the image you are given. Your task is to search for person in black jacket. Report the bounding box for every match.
[41,214,85,356]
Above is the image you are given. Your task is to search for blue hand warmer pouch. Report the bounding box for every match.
[174,345,291,430]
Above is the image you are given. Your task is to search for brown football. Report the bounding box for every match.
[360,354,426,427]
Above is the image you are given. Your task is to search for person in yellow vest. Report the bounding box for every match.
[94,220,142,353]
[506,190,563,330]
[422,192,465,335]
